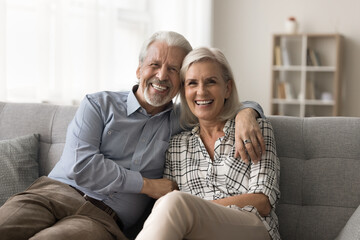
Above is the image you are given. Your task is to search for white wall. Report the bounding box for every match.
[213,0,360,116]
[150,0,213,48]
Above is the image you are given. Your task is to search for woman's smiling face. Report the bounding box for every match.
[184,60,232,123]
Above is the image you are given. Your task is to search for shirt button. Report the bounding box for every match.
[107,130,112,135]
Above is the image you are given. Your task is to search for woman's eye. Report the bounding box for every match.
[187,81,197,86]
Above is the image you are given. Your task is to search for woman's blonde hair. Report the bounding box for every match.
[179,47,241,129]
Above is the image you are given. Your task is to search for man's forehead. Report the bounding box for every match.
[146,42,185,64]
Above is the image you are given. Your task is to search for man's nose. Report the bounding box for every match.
[156,66,168,81]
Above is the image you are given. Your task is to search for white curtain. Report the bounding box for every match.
[0,0,213,105]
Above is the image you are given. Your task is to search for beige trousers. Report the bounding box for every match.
[0,176,127,240]
[136,191,270,240]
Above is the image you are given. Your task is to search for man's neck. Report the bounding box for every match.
[133,85,169,116]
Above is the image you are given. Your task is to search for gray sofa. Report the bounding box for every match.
[0,101,359,240]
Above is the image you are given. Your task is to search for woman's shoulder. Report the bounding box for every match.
[169,126,198,145]
[256,118,275,139]
[171,129,194,140]
[226,118,273,130]
[257,118,273,128]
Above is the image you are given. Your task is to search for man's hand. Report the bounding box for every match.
[234,108,265,164]
[140,177,179,199]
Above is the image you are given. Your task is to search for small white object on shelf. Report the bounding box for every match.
[321,92,333,101]
[284,17,298,34]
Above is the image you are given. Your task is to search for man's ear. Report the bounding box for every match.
[136,63,141,79]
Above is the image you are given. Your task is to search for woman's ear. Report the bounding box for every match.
[225,80,233,99]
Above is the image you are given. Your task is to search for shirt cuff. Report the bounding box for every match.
[240,101,266,119]
[122,170,144,193]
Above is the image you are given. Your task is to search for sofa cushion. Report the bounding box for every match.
[269,116,360,240]
[336,205,360,240]
[0,134,40,205]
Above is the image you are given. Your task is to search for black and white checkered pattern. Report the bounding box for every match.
[164,118,280,240]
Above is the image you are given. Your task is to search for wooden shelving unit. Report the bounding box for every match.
[271,33,343,117]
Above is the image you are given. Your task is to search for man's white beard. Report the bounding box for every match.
[144,86,172,107]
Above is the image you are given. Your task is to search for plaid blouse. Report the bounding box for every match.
[164,118,281,240]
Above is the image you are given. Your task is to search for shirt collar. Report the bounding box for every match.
[126,85,174,116]
[223,119,234,135]
[126,85,142,116]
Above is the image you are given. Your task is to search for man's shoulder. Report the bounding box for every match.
[85,90,130,107]
[83,91,131,116]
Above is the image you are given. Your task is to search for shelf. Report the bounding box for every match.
[305,66,336,72]
[271,33,342,117]
[272,99,301,104]
[273,66,302,71]
[304,99,335,105]
[273,66,336,72]
[272,99,335,105]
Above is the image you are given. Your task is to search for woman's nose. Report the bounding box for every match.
[196,83,206,95]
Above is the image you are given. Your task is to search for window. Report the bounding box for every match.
[0,0,213,105]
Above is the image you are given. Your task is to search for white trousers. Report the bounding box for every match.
[136,191,270,240]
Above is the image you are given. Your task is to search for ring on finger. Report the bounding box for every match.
[243,139,252,145]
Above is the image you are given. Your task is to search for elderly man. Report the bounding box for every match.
[0,31,265,240]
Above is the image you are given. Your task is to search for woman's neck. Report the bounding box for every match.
[198,120,226,160]
[199,120,225,138]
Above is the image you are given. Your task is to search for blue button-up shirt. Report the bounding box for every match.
[49,87,264,228]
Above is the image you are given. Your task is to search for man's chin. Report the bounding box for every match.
[146,98,170,107]
[144,87,173,107]
[144,94,172,107]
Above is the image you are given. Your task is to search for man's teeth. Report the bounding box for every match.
[195,100,213,105]
[152,83,167,91]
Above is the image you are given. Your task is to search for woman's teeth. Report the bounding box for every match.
[195,100,213,105]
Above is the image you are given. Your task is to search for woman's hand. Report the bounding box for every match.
[234,108,265,164]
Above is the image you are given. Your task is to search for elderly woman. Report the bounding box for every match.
[135,47,280,240]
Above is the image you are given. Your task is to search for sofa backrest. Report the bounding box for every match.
[0,102,77,176]
[1,102,360,240]
[268,116,360,240]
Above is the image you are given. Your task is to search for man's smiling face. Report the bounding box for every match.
[136,41,187,114]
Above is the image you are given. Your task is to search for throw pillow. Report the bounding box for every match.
[0,134,40,206]
[335,205,360,240]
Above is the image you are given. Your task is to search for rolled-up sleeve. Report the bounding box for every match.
[247,119,280,207]
[240,101,266,119]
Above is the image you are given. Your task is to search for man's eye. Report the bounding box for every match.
[169,67,178,73]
